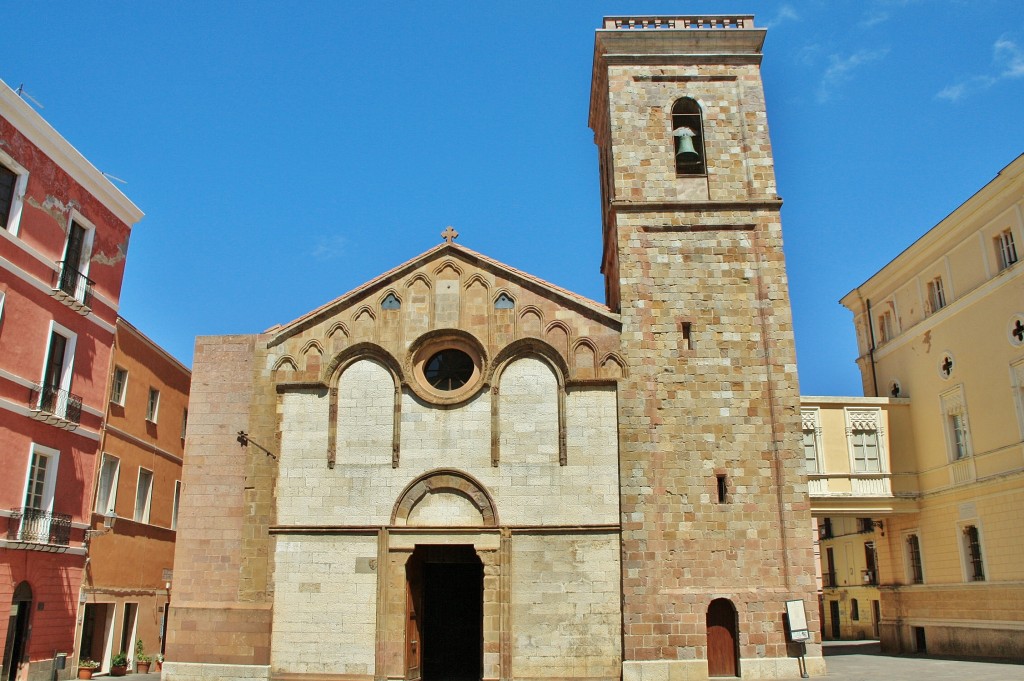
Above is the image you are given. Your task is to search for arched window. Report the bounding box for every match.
[672,98,706,176]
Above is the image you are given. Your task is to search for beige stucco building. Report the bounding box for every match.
[165,16,823,681]
[808,154,1024,657]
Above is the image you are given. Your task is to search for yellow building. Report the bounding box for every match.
[822,153,1024,658]
[802,397,917,641]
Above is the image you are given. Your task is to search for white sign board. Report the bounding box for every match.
[786,599,810,642]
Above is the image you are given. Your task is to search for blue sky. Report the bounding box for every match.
[5,1,1023,395]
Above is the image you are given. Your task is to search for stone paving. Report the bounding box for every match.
[130,641,1024,680]
[785,640,1024,680]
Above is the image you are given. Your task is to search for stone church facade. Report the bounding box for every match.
[165,16,822,681]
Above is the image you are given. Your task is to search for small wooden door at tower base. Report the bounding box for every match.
[406,559,423,681]
[706,600,738,677]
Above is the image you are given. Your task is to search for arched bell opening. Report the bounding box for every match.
[672,97,706,176]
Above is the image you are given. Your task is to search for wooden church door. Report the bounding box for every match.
[405,554,423,681]
[706,599,738,677]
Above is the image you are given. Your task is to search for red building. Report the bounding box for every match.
[0,79,143,681]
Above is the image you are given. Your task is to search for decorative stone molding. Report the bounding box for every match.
[391,469,497,526]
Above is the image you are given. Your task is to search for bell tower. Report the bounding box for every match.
[590,16,823,679]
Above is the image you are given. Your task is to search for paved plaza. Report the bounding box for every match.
[785,640,1024,680]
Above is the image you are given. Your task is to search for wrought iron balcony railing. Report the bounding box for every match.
[29,383,83,427]
[822,572,837,588]
[52,260,94,311]
[7,507,72,548]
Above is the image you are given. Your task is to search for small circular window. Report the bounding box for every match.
[424,349,474,391]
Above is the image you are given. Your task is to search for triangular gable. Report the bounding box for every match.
[266,242,618,347]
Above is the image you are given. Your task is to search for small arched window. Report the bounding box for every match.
[672,98,706,176]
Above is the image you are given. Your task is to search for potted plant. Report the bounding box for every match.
[155,653,164,671]
[77,659,100,680]
[135,639,152,673]
[110,652,128,677]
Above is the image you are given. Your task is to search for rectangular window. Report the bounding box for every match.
[941,388,971,462]
[134,468,153,523]
[950,413,968,460]
[716,474,727,503]
[58,218,94,302]
[907,533,924,584]
[963,525,985,581]
[820,517,833,540]
[996,229,1018,271]
[0,163,16,229]
[146,388,160,423]
[877,310,895,344]
[18,444,60,542]
[111,366,128,405]
[171,481,182,530]
[852,429,881,472]
[850,598,859,621]
[95,454,120,514]
[802,428,819,473]
[927,277,946,313]
[39,323,79,421]
[181,408,188,440]
[1013,359,1024,440]
[0,151,28,234]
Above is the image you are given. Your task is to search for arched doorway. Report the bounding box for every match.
[706,598,739,678]
[405,545,483,681]
[2,582,33,681]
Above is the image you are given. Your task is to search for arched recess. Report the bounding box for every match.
[273,355,298,378]
[706,598,740,678]
[598,352,627,379]
[327,322,350,353]
[392,469,498,527]
[323,343,405,469]
[300,339,324,374]
[519,306,543,337]
[405,274,433,338]
[572,338,598,379]
[351,306,377,342]
[489,338,569,467]
[544,321,571,361]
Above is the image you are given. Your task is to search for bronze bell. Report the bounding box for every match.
[673,127,700,163]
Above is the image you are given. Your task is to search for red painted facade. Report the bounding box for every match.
[0,79,142,681]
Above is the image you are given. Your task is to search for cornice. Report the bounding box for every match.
[0,79,143,226]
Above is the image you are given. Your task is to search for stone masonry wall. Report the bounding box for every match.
[510,533,621,681]
[498,357,560,465]
[277,382,618,528]
[167,335,272,667]
[271,535,378,675]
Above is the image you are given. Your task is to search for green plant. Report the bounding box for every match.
[135,638,152,663]
[156,653,164,663]
[78,659,100,669]
[111,652,128,667]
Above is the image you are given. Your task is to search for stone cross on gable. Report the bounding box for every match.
[442,226,459,244]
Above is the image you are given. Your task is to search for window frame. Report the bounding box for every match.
[940,386,972,462]
[134,467,154,523]
[58,210,97,303]
[181,408,188,440]
[110,366,128,406]
[904,531,924,584]
[171,480,182,530]
[876,309,896,344]
[959,522,986,582]
[22,443,60,512]
[801,408,823,474]
[0,148,29,236]
[1012,359,1024,441]
[995,228,1018,271]
[926,276,946,314]
[146,387,160,423]
[845,408,885,474]
[94,453,121,515]
[39,321,78,415]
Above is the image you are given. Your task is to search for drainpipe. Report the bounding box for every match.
[863,293,879,397]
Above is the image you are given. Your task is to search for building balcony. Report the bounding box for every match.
[809,472,919,515]
[822,572,837,588]
[50,260,93,314]
[29,383,82,430]
[6,507,72,552]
